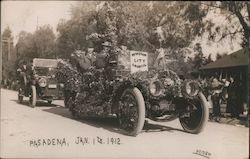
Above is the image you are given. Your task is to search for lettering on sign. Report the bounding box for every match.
[130,51,148,74]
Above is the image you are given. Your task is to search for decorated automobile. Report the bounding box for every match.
[18,58,64,107]
[56,50,209,136]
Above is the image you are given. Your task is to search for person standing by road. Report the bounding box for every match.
[226,77,244,118]
[210,74,223,122]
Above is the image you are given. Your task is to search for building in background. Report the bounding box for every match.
[200,48,249,113]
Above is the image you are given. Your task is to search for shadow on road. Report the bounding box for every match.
[11,99,58,107]
[42,106,185,136]
[143,122,185,133]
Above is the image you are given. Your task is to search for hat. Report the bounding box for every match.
[102,41,111,47]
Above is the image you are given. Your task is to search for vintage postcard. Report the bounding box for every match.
[1,1,249,158]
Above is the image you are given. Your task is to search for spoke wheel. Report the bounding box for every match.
[179,92,208,134]
[29,85,37,107]
[118,87,145,136]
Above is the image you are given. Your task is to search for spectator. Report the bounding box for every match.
[210,74,223,122]
[226,77,243,118]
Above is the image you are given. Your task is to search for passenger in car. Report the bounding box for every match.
[78,46,96,72]
[95,41,111,69]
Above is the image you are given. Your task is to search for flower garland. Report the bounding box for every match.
[56,59,188,118]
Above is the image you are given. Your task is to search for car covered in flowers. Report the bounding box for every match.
[56,50,209,136]
[18,58,64,107]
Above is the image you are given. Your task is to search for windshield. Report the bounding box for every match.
[34,67,50,76]
[33,58,59,68]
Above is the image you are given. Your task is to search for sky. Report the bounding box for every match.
[1,1,75,42]
[1,1,242,60]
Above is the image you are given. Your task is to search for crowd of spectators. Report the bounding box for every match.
[198,74,247,122]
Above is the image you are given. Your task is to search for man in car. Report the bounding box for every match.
[70,45,82,68]
[85,47,96,67]
[77,46,96,72]
[95,41,111,69]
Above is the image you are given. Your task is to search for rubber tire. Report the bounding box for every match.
[179,92,209,134]
[29,85,37,107]
[121,87,146,136]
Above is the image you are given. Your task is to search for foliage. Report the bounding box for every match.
[56,1,209,60]
[33,25,56,58]
[55,1,219,77]
[215,52,227,60]
[200,1,250,48]
[55,59,183,117]
[2,26,12,38]
[16,31,37,60]
[1,27,16,80]
[16,25,56,62]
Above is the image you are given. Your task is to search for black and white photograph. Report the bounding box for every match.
[0,1,249,158]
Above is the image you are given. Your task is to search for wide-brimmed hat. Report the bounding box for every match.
[102,41,112,47]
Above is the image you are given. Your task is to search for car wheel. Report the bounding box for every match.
[179,92,209,134]
[118,87,145,136]
[29,85,37,107]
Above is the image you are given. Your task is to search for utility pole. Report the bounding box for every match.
[2,37,13,61]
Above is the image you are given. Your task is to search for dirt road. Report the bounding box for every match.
[1,89,249,158]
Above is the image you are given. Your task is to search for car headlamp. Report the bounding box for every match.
[39,78,47,87]
[149,80,163,96]
[184,81,199,97]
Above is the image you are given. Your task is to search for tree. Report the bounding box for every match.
[56,1,99,58]
[189,43,214,73]
[216,52,227,60]
[57,2,209,58]
[56,1,247,75]
[16,25,56,61]
[1,27,16,80]
[33,25,56,58]
[200,1,250,49]
[16,31,37,60]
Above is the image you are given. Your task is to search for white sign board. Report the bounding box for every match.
[130,51,148,74]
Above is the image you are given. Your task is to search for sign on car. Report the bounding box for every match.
[130,51,148,74]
